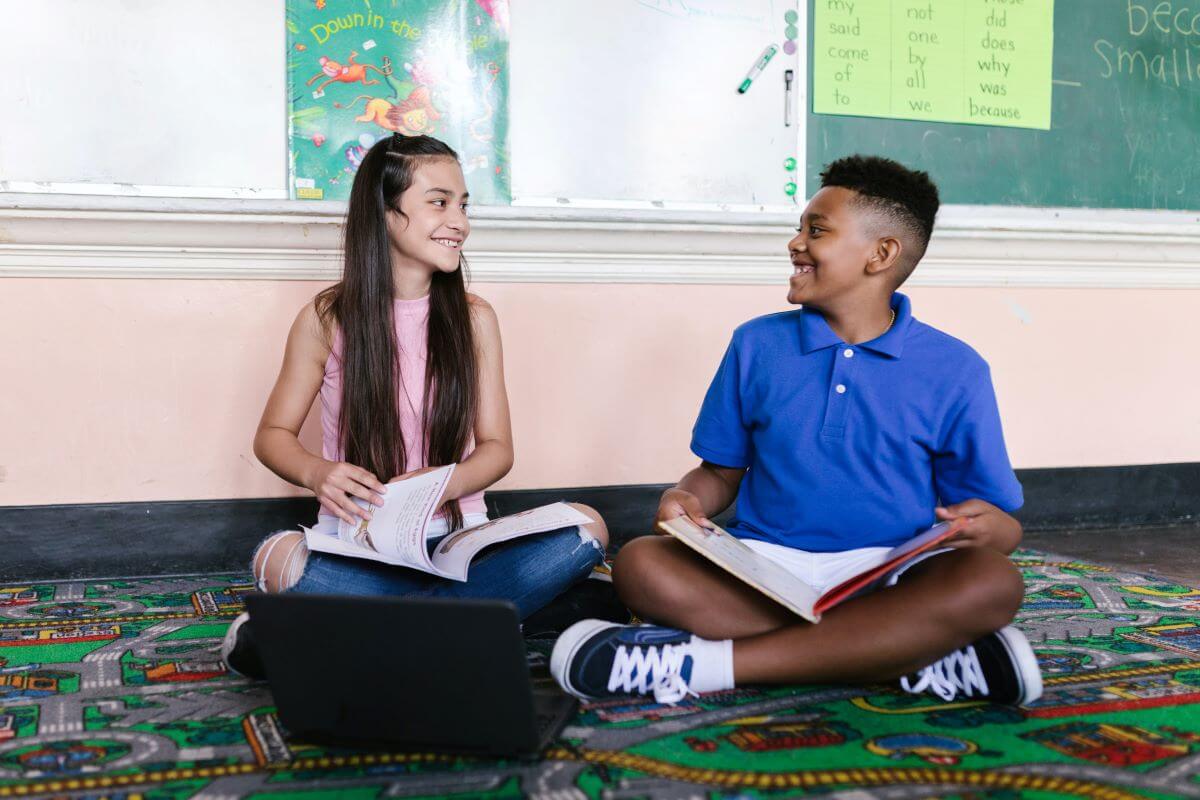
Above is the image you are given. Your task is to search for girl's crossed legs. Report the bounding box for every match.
[249,503,609,619]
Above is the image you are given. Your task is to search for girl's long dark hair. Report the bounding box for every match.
[316,134,477,531]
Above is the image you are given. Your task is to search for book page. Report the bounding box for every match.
[657,517,823,622]
[332,465,455,570]
[304,524,426,568]
[878,518,964,564]
[429,503,593,581]
[812,518,966,615]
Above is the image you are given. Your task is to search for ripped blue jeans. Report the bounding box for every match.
[288,522,605,621]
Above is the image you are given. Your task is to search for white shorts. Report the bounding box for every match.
[740,538,953,594]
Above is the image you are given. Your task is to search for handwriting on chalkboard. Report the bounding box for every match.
[813,0,1054,130]
[1094,1,1200,86]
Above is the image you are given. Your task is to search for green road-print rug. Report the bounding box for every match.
[3,551,1200,799]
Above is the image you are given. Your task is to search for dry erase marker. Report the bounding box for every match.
[784,68,795,126]
[738,44,778,94]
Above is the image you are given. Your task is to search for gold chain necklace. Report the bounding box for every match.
[884,309,896,333]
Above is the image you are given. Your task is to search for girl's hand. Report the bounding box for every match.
[656,488,713,533]
[386,466,441,483]
[306,460,387,526]
[936,499,1022,553]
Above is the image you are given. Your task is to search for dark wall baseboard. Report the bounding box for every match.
[2,462,1197,582]
[1014,462,1199,531]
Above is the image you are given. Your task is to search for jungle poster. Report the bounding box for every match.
[286,0,510,203]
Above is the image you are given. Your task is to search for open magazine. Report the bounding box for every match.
[303,465,592,582]
[657,516,967,623]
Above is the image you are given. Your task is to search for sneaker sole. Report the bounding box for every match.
[995,625,1043,704]
[550,618,621,701]
[220,612,251,678]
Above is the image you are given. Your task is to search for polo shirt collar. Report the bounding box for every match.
[862,293,912,358]
[798,306,842,354]
[798,292,913,359]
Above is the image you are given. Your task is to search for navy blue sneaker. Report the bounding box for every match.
[550,620,699,704]
[220,612,266,681]
[900,625,1043,705]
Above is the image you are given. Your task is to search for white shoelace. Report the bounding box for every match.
[900,645,990,701]
[608,642,698,705]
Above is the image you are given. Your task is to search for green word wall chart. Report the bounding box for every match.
[287,0,510,203]
[813,0,1054,129]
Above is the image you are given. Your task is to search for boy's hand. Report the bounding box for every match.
[936,499,1022,553]
[656,488,712,532]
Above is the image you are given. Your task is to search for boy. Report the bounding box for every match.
[550,156,1041,706]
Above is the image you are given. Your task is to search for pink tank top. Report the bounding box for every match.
[319,293,487,519]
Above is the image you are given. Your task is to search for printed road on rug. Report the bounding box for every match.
[3,550,1200,799]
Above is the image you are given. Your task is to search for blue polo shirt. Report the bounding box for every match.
[691,293,1023,552]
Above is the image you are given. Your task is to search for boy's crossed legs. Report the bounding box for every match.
[552,535,1041,705]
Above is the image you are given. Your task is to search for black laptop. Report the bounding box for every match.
[244,594,579,756]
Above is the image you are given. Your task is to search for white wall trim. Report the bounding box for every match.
[3,195,1200,287]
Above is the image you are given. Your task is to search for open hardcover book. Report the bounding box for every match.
[657,516,967,623]
[303,465,592,582]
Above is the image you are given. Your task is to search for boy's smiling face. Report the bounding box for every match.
[786,186,879,308]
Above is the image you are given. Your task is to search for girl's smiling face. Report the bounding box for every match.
[386,157,470,275]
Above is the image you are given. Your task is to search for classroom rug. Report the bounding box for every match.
[3,551,1200,800]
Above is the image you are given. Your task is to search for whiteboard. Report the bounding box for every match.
[0,0,288,198]
[0,0,803,208]
[509,0,805,211]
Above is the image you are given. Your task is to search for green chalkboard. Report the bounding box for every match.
[807,0,1200,210]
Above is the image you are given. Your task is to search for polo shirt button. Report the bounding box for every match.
[844,349,854,358]
[836,384,846,394]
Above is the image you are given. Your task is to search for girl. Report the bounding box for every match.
[223,134,608,676]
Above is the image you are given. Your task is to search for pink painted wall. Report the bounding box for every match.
[2,278,1197,506]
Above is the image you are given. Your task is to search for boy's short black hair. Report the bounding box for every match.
[820,155,940,286]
